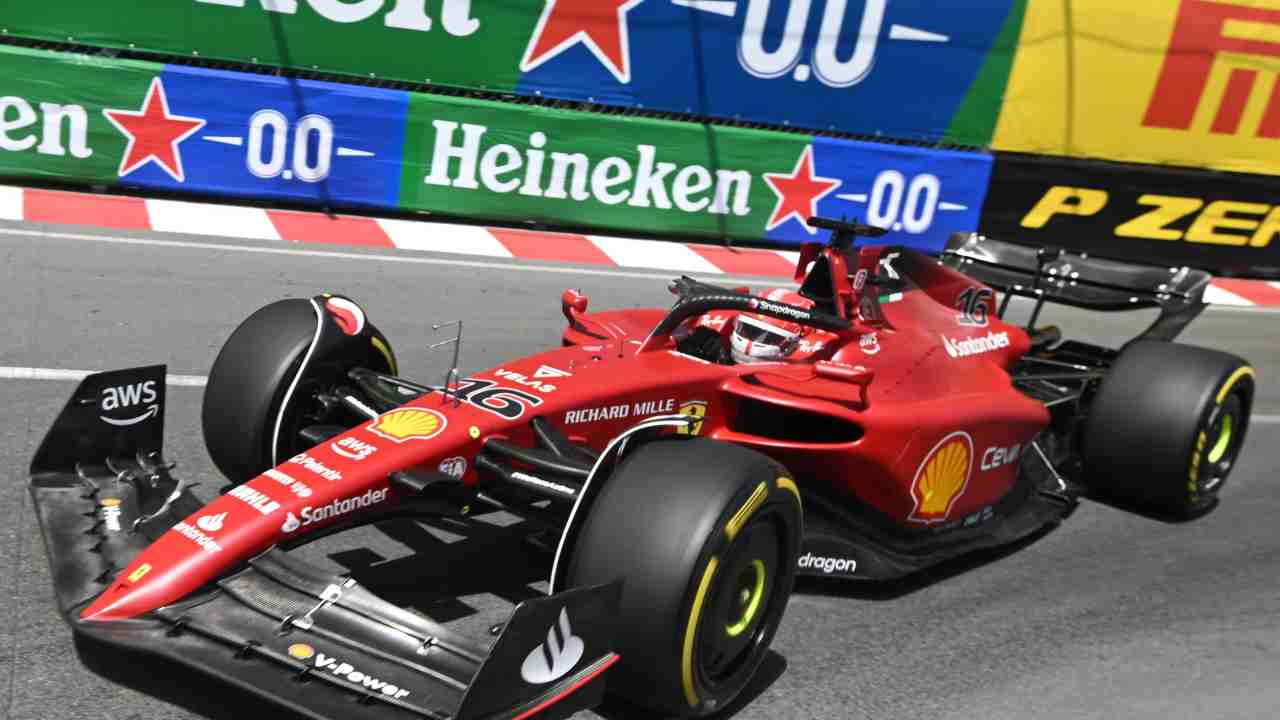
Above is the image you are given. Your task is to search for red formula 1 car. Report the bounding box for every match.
[31,218,1255,719]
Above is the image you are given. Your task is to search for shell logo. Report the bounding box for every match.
[101,498,122,507]
[288,643,316,660]
[908,431,974,524]
[367,408,447,443]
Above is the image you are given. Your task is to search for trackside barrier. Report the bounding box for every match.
[0,43,991,251]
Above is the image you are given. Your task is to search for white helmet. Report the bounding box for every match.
[730,314,802,363]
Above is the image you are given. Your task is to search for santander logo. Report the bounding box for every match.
[520,608,584,684]
[196,512,227,533]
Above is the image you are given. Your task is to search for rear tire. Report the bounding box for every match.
[564,437,802,717]
[1083,339,1254,517]
[202,297,394,484]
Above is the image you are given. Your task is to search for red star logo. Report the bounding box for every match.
[521,0,645,84]
[763,145,842,234]
[102,77,206,183]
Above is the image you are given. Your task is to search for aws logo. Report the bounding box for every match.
[1143,0,1280,139]
[99,380,159,427]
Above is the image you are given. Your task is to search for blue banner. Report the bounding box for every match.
[121,65,409,208]
[515,0,1020,143]
[761,137,992,252]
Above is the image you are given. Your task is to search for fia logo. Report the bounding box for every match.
[438,456,467,479]
[99,380,159,427]
[520,608,584,685]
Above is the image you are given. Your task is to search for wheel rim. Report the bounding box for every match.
[725,559,767,638]
[1200,392,1245,493]
[1207,413,1233,464]
[697,519,781,688]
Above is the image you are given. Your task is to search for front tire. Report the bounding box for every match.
[564,437,802,717]
[1083,339,1254,517]
[202,297,395,484]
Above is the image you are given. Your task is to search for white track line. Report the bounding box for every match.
[3,225,1279,313]
[0,186,22,221]
[0,226,779,285]
[0,366,206,386]
[2,365,1277,423]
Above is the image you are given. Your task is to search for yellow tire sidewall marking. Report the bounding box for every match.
[726,482,768,542]
[682,556,720,708]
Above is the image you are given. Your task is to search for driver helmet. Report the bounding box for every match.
[730,288,814,364]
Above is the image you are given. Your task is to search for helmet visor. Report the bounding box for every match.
[734,315,797,349]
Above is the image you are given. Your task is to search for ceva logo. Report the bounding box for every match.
[520,608,584,684]
[1143,0,1280,138]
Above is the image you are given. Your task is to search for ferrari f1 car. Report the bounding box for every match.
[31,217,1254,719]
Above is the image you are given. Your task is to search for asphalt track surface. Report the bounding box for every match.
[1,219,1278,720]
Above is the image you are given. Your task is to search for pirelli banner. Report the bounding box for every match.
[979,154,1280,279]
[993,0,1280,176]
[0,43,992,249]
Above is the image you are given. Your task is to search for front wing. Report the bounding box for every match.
[30,366,620,720]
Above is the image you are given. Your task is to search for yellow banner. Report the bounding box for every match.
[992,0,1280,175]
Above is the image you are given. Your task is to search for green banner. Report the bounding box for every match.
[0,1,533,89]
[0,45,154,183]
[399,96,805,239]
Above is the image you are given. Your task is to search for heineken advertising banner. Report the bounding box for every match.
[0,0,1026,145]
[0,44,992,249]
[992,0,1280,176]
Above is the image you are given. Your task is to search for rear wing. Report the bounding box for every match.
[942,233,1212,341]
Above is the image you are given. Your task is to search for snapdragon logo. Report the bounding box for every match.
[797,552,857,575]
[752,298,809,320]
[941,331,1010,359]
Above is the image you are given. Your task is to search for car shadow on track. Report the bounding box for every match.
[594,651,789,720]
[330,513,552,622]
[1083,492,1214,524]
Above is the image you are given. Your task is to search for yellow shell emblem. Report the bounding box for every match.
[287,643,315,660]
[909,431,973,524]
[368,408,447,443]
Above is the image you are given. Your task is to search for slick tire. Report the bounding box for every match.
[202,298,394,484]
[564,437,802,717]
[1083,339,1254,518]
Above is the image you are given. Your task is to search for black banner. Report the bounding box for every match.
[979,154,1280,279]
